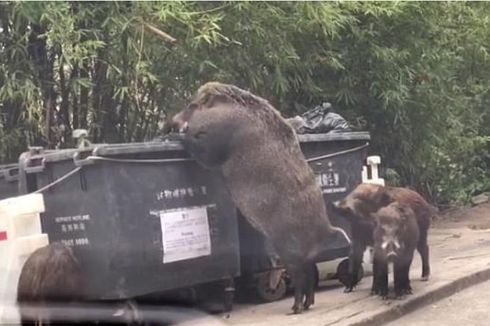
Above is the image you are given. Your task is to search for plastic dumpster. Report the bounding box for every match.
[18,141,240,305]
[0,164,19,200]
[299,132,371,254]
[237,131,370,302]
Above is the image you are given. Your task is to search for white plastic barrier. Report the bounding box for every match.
[0,194,48,325]
[362,155,385,186]
[360,155,384,272]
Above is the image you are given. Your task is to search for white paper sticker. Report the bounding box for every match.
[160,206,211,264]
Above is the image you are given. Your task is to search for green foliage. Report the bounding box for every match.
[0,1,488,204]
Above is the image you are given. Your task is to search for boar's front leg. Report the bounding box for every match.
[394,261,406,299]
[374,256,389,299]
[418,227,431,281]
[344,241,366,293]
[397,253,415,297]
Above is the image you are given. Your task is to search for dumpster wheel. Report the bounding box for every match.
[256,272,287,303]
[336,258,364,287]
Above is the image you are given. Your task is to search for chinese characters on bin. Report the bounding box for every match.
[54,214,91,247]
[156,186,208,201]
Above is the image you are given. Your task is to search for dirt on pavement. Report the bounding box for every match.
[434,201,490,230]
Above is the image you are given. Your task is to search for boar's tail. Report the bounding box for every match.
[307,226,352,262]
[331,226,352,245]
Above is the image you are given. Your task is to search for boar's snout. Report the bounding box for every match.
[162,114,189,134]
[331,199,349,212]
[177,121,189,133]
[387,251,397,259]
[381,238,401,259]
[331,199,356,219]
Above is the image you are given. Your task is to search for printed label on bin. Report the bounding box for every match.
[315,171,347,194]
[160,206,212,264]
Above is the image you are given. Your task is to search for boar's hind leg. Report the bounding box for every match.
[345,241,366,293]
[418,228,430,281]
[370,259,380,295]
[289,265,307,314]
[303,263,316,310]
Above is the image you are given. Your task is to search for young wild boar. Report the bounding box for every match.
[371,202,419,299]
[332,183,435,292]
[166,82,350,314]
[17,242,83,326]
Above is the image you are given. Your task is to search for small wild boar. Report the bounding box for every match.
[17,243,83,326]
[371,202,419,299]
[166,82,350,314]
[332,183,435,292]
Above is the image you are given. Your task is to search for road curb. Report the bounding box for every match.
[347,266,490,326]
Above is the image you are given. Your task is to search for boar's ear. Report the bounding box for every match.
[374,188,392,207]
[200,92,230,109]
[173,102,199,124]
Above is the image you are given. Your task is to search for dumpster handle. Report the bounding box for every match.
[80,156,194,164]
[23,157,47,174]
[32,167,82,194]
[3,168,19,182]
[306,143,370,163]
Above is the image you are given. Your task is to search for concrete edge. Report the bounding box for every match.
[347,265,490,326]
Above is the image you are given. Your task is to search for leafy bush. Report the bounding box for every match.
[0,1,488,204]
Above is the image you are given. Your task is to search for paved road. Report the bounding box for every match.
[385,279,490,326]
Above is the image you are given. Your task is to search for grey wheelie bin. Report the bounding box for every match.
[0,164,19,200]
[237,131,370,302]
[18,141,240,310]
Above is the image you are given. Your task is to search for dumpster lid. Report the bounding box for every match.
[0,163,18,170]
[93,140,185,156]
[297,131,370,143]
[22,140,187,164]
[0,164,19,182]
[22,147,96,164]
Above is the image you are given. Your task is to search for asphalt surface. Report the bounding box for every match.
[385,279,490,326]
[224,219,490,326]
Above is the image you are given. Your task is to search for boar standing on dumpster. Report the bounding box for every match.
[166,82,351,314]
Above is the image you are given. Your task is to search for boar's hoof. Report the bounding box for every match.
[394,294,405,300]
[421,275,430,282]
[343,286,355,293]
[395,286,412,298]
[379,289,389,300]
[304,297,314,310]
[291,303,304,314]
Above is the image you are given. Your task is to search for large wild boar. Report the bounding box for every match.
[17,242,83,326]
[371,202,419,299]
[332,183,435,292]
[167,82,350,314]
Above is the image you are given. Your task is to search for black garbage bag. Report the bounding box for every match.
[287,102,351,134]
